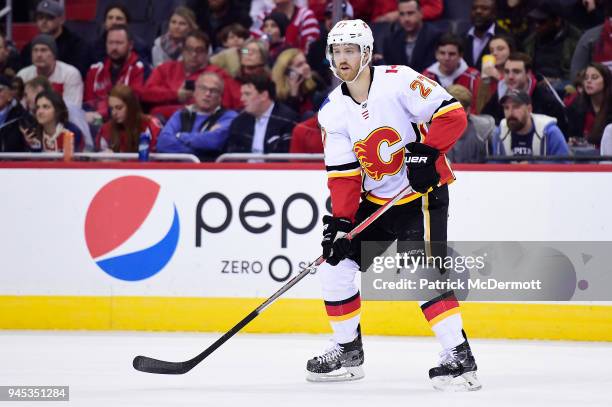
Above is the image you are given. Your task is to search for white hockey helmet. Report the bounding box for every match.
[326,19,374,83]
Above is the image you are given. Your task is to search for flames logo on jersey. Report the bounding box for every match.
[353,127,405,181]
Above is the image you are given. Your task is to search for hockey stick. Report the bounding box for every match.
[133,184,415,375]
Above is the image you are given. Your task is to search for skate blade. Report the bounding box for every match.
[306,366,365,382]
[431,371,482,392]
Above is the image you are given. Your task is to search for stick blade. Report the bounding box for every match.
[133,355,193,375]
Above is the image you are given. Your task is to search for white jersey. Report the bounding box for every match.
[319,65,462,203]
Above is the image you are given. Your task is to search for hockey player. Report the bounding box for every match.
[307,19,481,392]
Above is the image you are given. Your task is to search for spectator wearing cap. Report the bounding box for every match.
[210,24,251,77]
[481,52,568,135]
[84,25,149,122]
[445,84,495,163]
[523,0,582,83]
[491,89,569,160]
[226,74,299,154]
[571,1,612,81]
[262,12,291,65]
[253,0,320,52]
[382,0,444,73]
[20,0,89,76]
[152,6,200,68]
[307,0,353,87]
[17,34,83,107]
[422,33,481,112]
[460,0,509,70]
[0,74,28,152]
[141,30,242,119]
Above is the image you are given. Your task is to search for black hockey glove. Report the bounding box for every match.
[322,215,353,266]
[406,142,440,194]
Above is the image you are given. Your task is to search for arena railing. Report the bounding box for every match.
[0,152,201,162]
[216,153,324,162]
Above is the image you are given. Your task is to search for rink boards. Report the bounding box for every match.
[1,162,611,341]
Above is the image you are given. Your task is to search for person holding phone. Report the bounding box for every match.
[271,48,326,119]
[21,90,74,152]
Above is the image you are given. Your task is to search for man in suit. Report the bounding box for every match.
[381,0,443,73]
[462,0,508,70]
[226,74,298,154]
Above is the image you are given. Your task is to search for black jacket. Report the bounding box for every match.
[20,26,90,76]
[226,102,298,154]
[382,23,443,73]
[462,23,509,69]
[0,100,27,152]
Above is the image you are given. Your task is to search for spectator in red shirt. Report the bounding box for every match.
[422,33,481,112]
[96,84,162,153]
[84,25,148,121]
[141,30,242,119]
[290,114,322,153]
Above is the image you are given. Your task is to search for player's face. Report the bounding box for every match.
[398,1,422,34]
[504,60,528,91]
[331,44,362,82]
[584,66,605,96]
[436,44,461,75]
[489,39,510,67]
[503,101,531,132]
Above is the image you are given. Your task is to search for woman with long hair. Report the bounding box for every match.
[96,85,161,152]
[475,34,515,113]
[152,6,199,67]
[271,48,325,118]
[20,90,73,152]
[567,62,612,147]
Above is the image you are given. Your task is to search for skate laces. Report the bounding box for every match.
[438,348,458,366]
[317,342,343,363]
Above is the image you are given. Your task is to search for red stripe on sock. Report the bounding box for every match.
[325,295,361,317]
[422,296,459,322]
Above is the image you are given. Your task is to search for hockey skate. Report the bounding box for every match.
[306,335,364,382]
[429,340,482,392]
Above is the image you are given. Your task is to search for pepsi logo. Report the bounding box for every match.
[84,176,180,281]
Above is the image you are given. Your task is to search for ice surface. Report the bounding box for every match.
[1,331,611,407]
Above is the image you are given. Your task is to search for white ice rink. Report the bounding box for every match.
[1,331,611,407]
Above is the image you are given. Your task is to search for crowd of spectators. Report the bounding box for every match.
[0,0,610,163]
